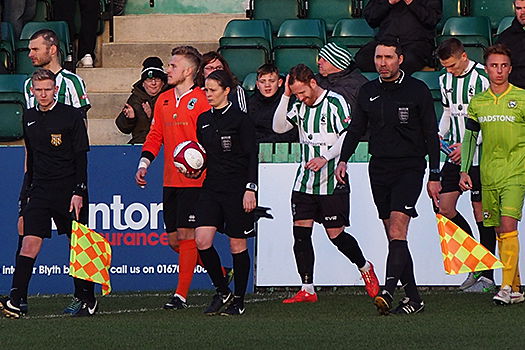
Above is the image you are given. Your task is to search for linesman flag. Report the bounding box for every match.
[436,214,503,275]
[70,221,112,295]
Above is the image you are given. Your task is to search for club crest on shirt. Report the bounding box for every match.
[50,134,62,146]
[483,211,491,220]
[187,98,197,110]
[508,100,517,109]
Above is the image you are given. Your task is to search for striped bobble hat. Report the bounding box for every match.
[319,42,353,70]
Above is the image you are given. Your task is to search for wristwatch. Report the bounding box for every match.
[246,183,258,192]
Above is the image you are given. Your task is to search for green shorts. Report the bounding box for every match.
[482,185,525,227]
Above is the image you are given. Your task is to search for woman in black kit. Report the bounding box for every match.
[192,70,258,316]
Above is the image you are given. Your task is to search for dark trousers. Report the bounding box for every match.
[355,40,434,75]
[3,0,37,38]
[53,0,100,58]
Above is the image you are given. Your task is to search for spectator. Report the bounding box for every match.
[54,0,100,67]
[115,57,168,144]
[199,51,247,112]
[3,0,36,38]
[355,0,442,74]
[248,63,298,143]
[316,42,368,112]
[496,0,525,89]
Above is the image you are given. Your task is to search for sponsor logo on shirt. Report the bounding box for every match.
[478,115,516,123]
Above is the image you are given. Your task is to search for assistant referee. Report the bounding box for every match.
[335,41,441,315]
[1,69,92,319]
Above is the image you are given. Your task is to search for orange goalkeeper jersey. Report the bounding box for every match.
[142,86,210,187]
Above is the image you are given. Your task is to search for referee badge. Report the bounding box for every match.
[50,134,62,146]
[187,98,197,110]
[508,100,517,109]
[398,107,409,124]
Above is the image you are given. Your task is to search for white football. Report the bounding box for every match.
[173,140,206,173]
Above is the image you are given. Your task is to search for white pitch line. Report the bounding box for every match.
[10,295,283,320]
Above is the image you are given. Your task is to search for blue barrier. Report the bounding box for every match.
[0,145,254,295]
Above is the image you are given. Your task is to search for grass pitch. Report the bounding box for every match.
[1,288,524,349]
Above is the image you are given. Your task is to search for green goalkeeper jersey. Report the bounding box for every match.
[462,84,525,189]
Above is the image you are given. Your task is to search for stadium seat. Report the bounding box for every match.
[412,71,443,121]
[0,74,27,140]
[242,72,258,96]
[469,0,515,30]
[305,0,354,32]
[329,18,375,56]
[219,19,272,82]
[0,22,16,72]
[273,19,327,73]
[496,16,514,38]
[247,0,302,33]
[15,21,71,75]
[259,143,301,163]
[361,72,378,81]
[437,0,463,32]
[437,16,492,64]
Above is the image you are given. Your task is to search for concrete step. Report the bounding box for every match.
[77,68,141,93]
[113,14,244,42]
[88,118,130,145]
[88,92,129,119]
[101,41,218,68]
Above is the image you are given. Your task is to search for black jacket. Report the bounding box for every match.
[316,62,368,114]
[364,0,442,44]
[197,103,258,192]
[340,72,440,180]
[496,18,525,89]
[115,81,168,144]
[248,85,298,143]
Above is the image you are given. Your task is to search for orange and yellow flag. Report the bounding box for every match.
[70,221,112,295]
[436,214,503,275]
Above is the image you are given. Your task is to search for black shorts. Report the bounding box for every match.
[291,190,350,228]
[369,157,425,220]
[23,178,88,239]
[440,162,481,202]
[195,188,256,238]
[163,187,201,232]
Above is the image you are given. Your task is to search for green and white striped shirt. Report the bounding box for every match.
[24,69,90,110]
[287,90,350,195]
[439,60,489,165]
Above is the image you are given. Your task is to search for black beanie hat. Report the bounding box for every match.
[141,57,167,83]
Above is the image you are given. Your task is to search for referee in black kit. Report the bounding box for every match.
[0,69,94,319]
[191,70,258,316]
[335,41,441,316]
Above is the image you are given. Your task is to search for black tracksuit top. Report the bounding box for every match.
[196,102,258,192]
[340,71,440,180]
[23,102,89,185]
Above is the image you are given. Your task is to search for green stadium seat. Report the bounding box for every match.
[273,19,327,73]
[496,16,514,37]
[247,0,302,33]
[0,22,16,72]
[469,0,515,30]
[361,72,378,81]
[305,0,354,32]
[329,18,375,56]
[0,74,27,140]
[15,21,71,75]
[437,16,492,63]
[349,142,369,162]
[412,71,441,100]
[219,19,272,81]
[242,72,258,96]
[437,0,463,32]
